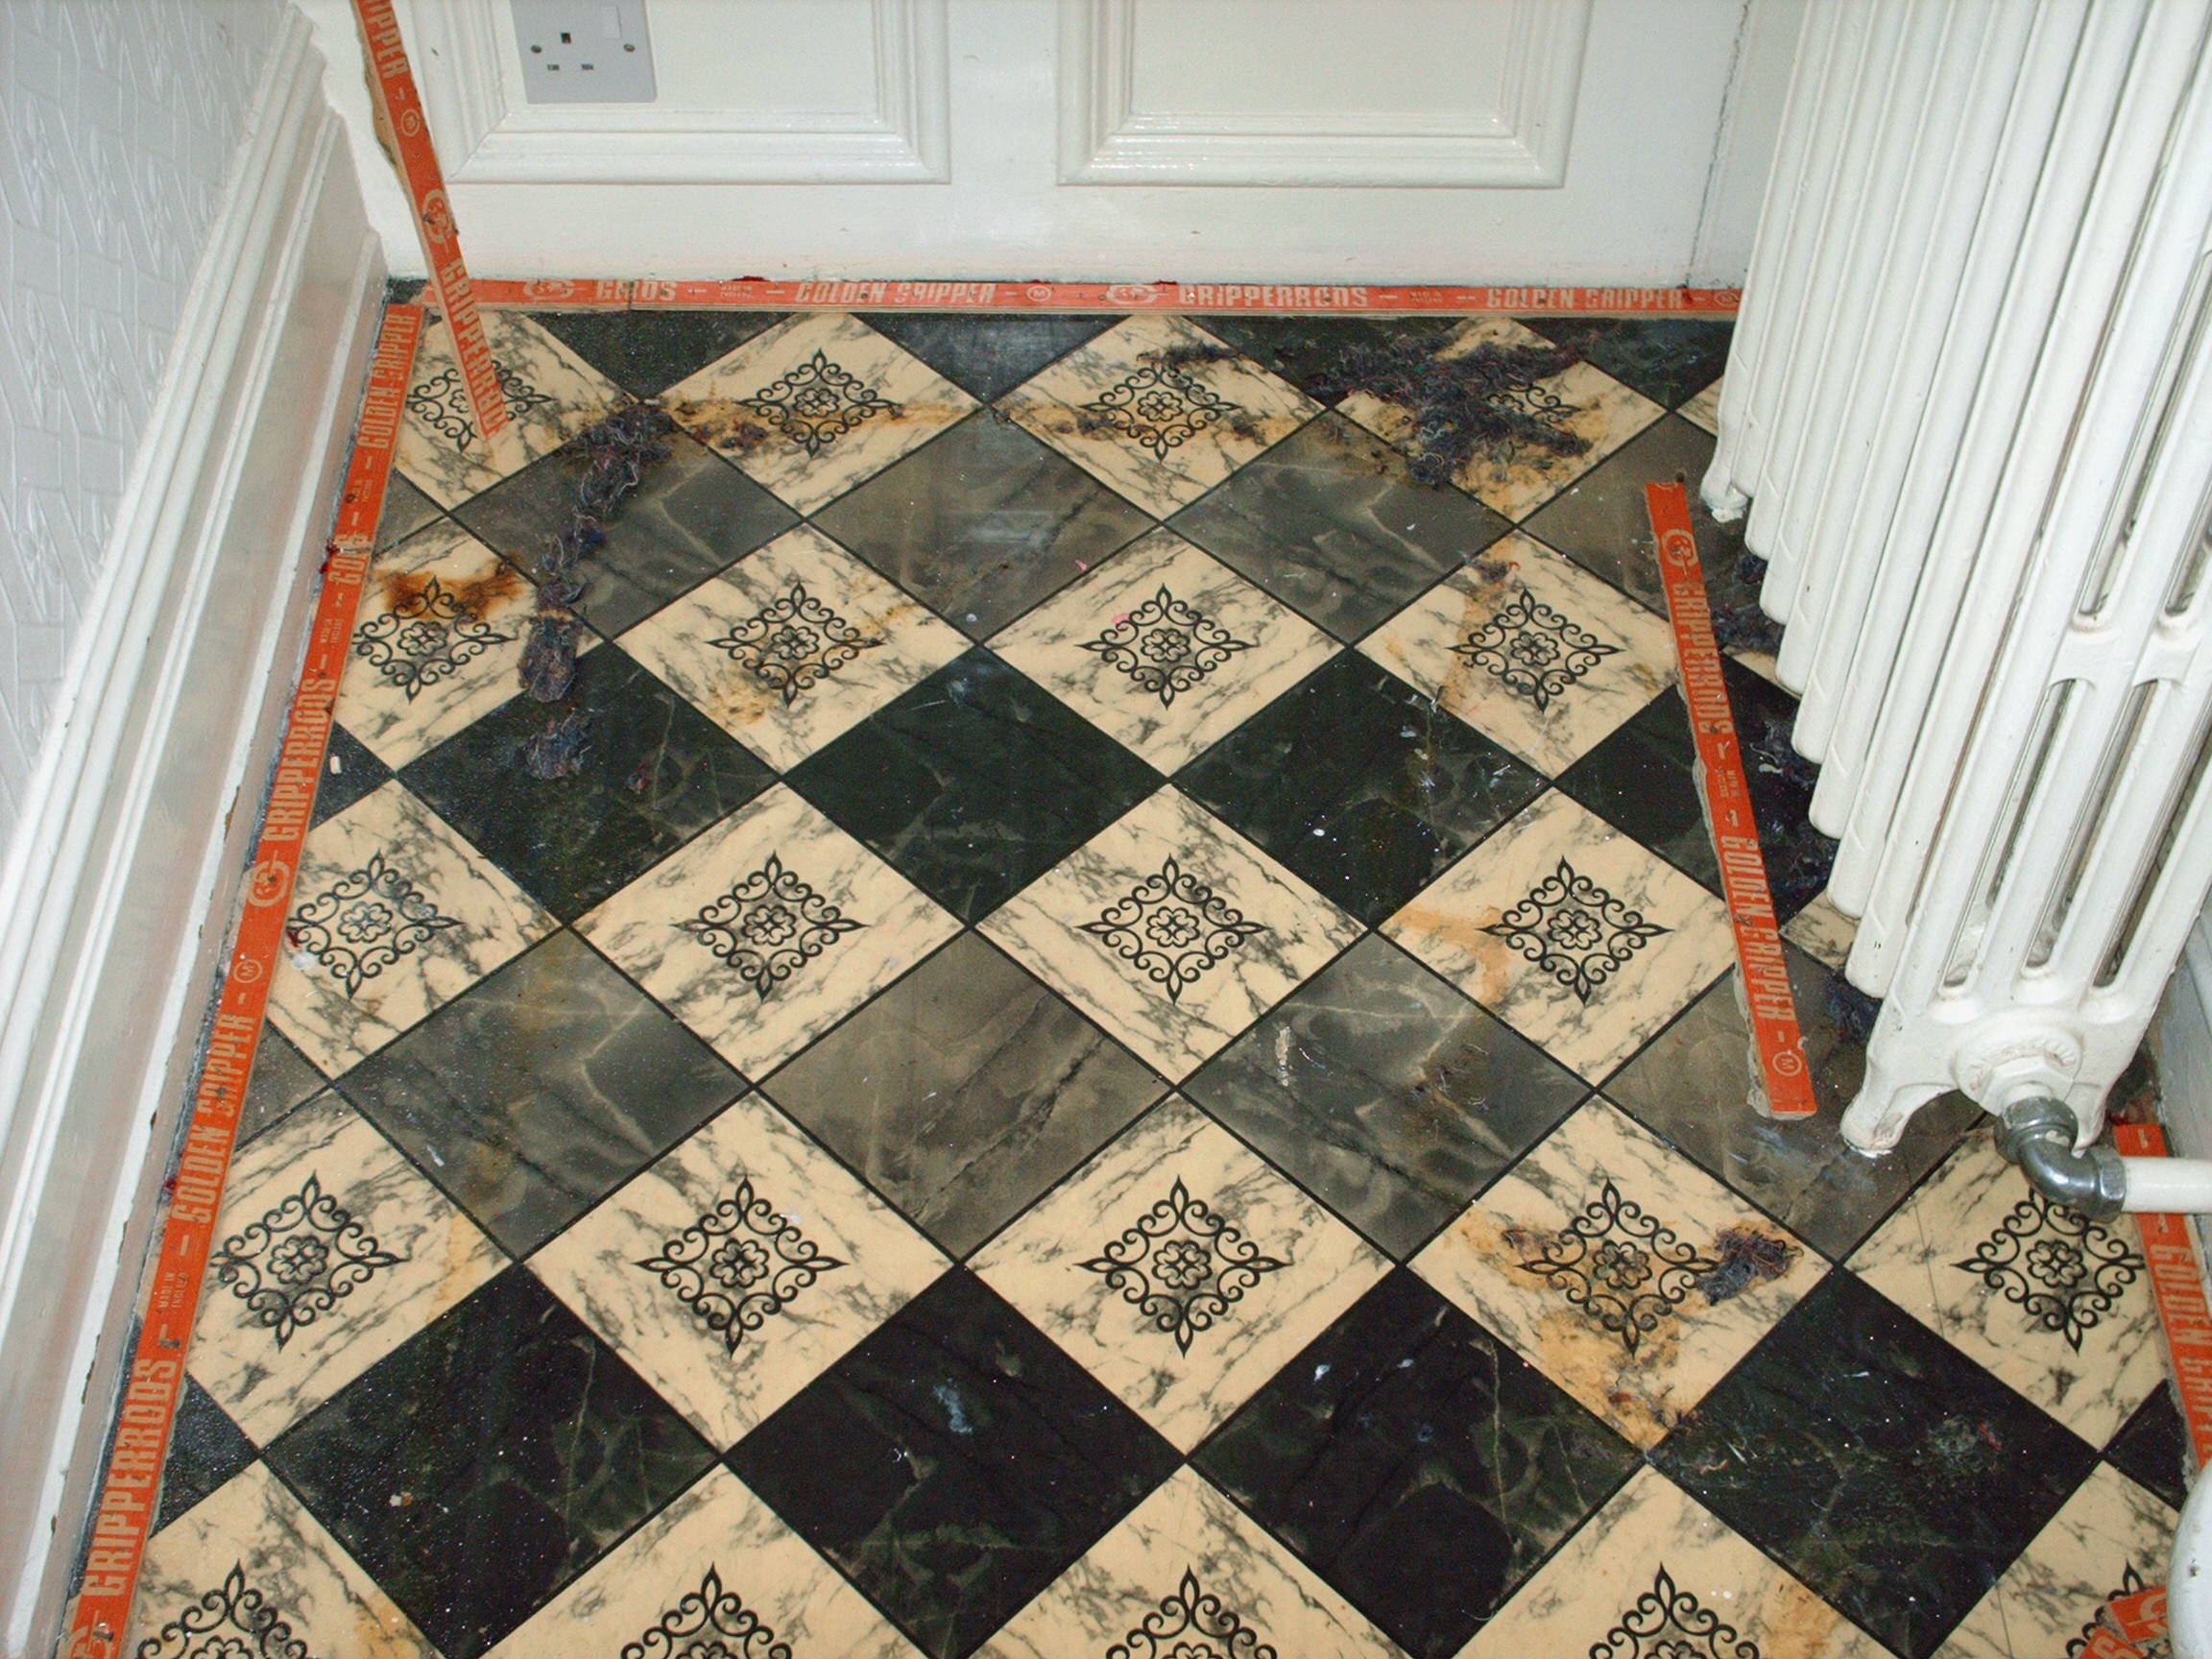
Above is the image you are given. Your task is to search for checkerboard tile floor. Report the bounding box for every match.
[109,308,2186,1659]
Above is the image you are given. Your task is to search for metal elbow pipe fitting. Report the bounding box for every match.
[1995,1098,2128,1220]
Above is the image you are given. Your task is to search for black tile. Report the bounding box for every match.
[1170,411,1510,642]
[728,1268,1177,1659]
[1608,946,1981,1260]
[453,430,798,637]
[400,643,775,920]
[1192,315,1460,399]
[1187,936,1585,1259]
[1652,1269,2099,1659]
[764,932,1165,1258]
[153,1379,257,1533]
[236,1024,326,1146]
[529,309,782,397]
[787,647,1163,924]
[1522,415,1779,661]
[1194,1268,1636,1659]
[375,473,444,549]
[1518,316,1734,409]
[1177,651,1544,925]
[340,930,742,1254]
[2105,1381,2191,1511]
[858,312,1119,402]
[1558,660,1835,922]
[267,1267,714,1659]
[311,724,390,828]
[813,413,1152,639]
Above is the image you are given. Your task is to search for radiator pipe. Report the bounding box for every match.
[1995,1098,2212,1217]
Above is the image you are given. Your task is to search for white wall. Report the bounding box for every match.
[0,0,291,842]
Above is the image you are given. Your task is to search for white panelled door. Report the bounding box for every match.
[306,0,1790,285]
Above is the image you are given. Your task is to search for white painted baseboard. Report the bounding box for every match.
[0,12,381,1651]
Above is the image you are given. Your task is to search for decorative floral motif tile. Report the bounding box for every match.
[1680,375,1724,437]
[395,309,628,509]
[186,1095,504,1445]
[616,522,968,771]
[484,1464,921,1659]
[334,520,541,770]
[661,311,978,514]
[126,1461,433,1658]
[265,781,556,1076]
[1848,1130,2163,1447]
[578,782,960,1077]
[1412,1097,1822,1447]
[980,785,1362,1080]
[973,1096,1386,1452]
[1384,789,1734,1082]
[1784,890,1859,973]
[999,313,1320,517]
[528,1091,947,1450]
[1935,1461,2175,1659]
[980,1466,1397,1659]
[989,527,1339,773]
[1464,1466,1886,1659]
[1359,531,1677,777]
[1337,316,1664,521]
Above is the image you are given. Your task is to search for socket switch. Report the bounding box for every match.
[511,1,656,103]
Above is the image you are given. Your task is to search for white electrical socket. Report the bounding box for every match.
[511,1,656,103]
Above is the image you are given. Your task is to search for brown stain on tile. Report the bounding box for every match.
[1390,903,1513,999]
[376,562,526,619]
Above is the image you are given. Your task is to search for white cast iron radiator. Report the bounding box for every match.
[1705,0,2212,1151]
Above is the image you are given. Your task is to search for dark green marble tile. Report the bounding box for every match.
[375,472,444,550]
[787,647,1163,924]
[729,1268,1177,1659]
[339,930,742,1254]
[267,1267,714,1659]
[764,932,1165,1257]
[1192,315,1460,399]
[153,1380,256,1533]
[399,643,775,920]
[1187,935,1586,1259]
[858,312,1118,401]
[311,724,390,828]
[1653,1269,2098,1659]
[2105,1381,2190,1512]
[1194,1267,1636,1659]
[235,1026,326,1146]
[529,309,781,397]
[1176,651,1544,925]
[813,413,1151,639]
[1518,316,1734,409]
[453,430,797,637]
[1607,946,1980,1261]
[1171,411,1510,641]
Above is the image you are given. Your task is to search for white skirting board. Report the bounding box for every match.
[0,12,382,1649]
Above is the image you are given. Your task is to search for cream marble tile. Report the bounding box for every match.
[529,1092,947,1450]
[974,1096,1385,1451]
[485,1464,921,1659]
[981,1466,1397,1659]
[999,313,1320,517]
[335,519,540,769]
[396,308,628,509]
[1359,530,1678,776]
[661,311,978,514]
[1848,1129,2164,1446]
[266,781,556,1075]
[578,783,960,1077]
[980,786,1362,1081]
[187,1094,505,1444]
[990,527,1340,772]
[1385,789,1734,1081]
[1936,1462,2175,1659]
[129,1462,432,1658]
[1339,316,1664,521]
[1414,1096,1823,1447]
[1680,374,1724,437]
[1463,1465,1887,1659]
[1783,889,1859,974]
[616,522,967,771]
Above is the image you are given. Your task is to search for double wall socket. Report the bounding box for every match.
[510,1,656,103]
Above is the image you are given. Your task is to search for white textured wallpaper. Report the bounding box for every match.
[0,0,288,838]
